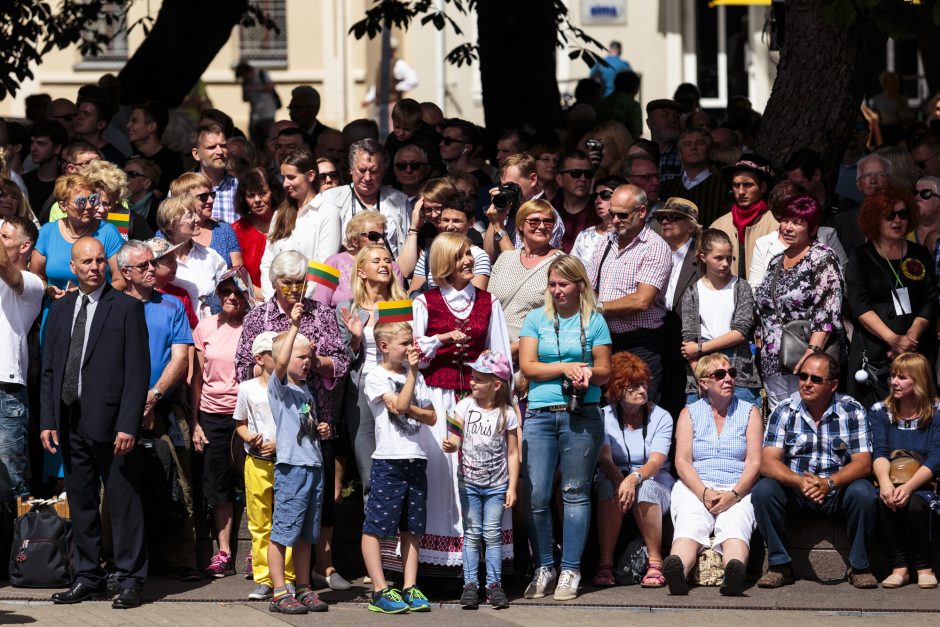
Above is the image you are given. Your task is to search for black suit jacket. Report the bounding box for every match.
[40,284,150,442]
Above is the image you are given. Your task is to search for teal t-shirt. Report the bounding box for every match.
[520,307,612,408]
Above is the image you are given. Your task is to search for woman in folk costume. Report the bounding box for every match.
[410,232,514,575]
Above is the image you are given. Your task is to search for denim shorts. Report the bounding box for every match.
[363,458,428,538]
[270,463,323,546]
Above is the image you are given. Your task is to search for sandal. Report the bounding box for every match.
[640,561,666,588]
[269,593,307,615]
[592,565,616,587]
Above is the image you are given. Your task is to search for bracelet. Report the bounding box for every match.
[702,486,708,503]
[698,342,704,355]
[731,488,741,502]
[808,344,823,353]
[407,228,420,234]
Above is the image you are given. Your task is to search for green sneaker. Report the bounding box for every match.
[402,586,431,612]
[368,587,409,614]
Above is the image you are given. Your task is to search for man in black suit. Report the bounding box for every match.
[40,237,150,609]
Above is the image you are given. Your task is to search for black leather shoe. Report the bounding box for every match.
[112,585,142,609]
[51,581,106,604]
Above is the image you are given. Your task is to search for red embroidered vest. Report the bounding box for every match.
[423,288,492,390]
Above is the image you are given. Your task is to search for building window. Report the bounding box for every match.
[80,2,128,64]
[239,0,287,67]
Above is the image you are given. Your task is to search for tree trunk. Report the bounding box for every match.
[117,0,247,107]
[755,0,885,181]
[475,0,563,142]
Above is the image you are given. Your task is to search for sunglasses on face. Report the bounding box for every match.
[797,371,831,384]
[915,188,938,200]
[707,367,737,381]
[609,205,643,221]
[596,189,613,201]
[72,193,100,210]
[524,217,556,228]
[884,209,910,221]
[560,168,594,179]
[654,214,684,224]
[128,259,157,272]
[394,161,428,172]
[318,170,341,181]
[441,137,469,146]
[125,170,146,179]
[360,231,384,242]
[195,191,217,203]
[915,152,940,170]
[277,281,305,296]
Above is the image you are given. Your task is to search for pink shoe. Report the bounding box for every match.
[204,551,235,578]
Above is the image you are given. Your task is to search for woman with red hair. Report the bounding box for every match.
[592,351,674,588]
[845,188,939,406]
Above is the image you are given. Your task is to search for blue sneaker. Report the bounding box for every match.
[368,587,409,614]
[402,586,431,612]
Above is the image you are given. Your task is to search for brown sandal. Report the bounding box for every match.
[592,565,615,587]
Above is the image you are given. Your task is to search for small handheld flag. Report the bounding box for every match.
[106,212,130,236]
[446,411,464,443]
[306,261,340,290]
[377,299,414,323]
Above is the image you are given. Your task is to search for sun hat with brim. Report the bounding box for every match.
[721,153,776,188]
[651,197,700,225]
[144,237,181,259]
[216,266,257,310]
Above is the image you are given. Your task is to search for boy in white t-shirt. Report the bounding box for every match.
[361,321,437,614]
[234,331,294,601]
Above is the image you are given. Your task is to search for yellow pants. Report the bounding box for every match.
[244,455,294,585]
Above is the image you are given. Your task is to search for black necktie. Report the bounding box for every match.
[61,295,89,406]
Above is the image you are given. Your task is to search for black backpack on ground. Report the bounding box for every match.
[9,503,73,588]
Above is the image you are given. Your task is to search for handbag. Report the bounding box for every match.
[614,535,648,585]
[8,500,74,588]
[770,259,842,372]
[887,449,929,487]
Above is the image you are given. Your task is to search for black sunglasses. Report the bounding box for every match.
[915,188,938,200]
[596,189,613,201]
[360,231,384,242]
[884,209,910,221]
[560,168,594,179]
[395,161,428,172]
[609,205,644,220]
[125,171,146,179]
[127,259,157,272]
[915,151,940,170]
[797,371,832,384]
[653,214,684,224]
[707,367,737,381]
[195,191,217,203]
[318,171,341,181]
[441,137,469,146]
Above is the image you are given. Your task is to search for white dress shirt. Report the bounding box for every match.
[71,283,106,395]
[312,184,410,259]
[664,239,692,310]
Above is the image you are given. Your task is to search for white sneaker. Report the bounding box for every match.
[553,569,581,601]
[524,566,557,599]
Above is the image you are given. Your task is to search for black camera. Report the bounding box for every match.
[492,182,521,209]
[561,375,586,413]
[586,139,603,151]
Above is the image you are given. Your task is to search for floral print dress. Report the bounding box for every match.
[753,240,844,380]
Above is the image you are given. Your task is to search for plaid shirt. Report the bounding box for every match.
[587,225,671,333]
[209,172,239,224]
[764,393,871,477]
[659,141,682,182]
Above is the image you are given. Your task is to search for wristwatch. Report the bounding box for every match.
[826,477,836,491]
[150,386,164,401]
[494,229,508,242]
[595,301,605,314]
[631,471,644,482]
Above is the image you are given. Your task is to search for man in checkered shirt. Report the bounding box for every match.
[751,353,878,590]
[587,183,671,402]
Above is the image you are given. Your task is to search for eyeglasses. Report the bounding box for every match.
[195,191,217,203]
[394,161,428,172]
[797,371,832,385]
[609,205,644,220]
[560,168,594,179]
[71,193,100,210]
[859,171,888,182]
[624,381,649,393]
[524,217,556,228]
[596,189,613,201]
[127,259,157,272]
[884,209,910,221]
[360,231,384,242]
[915,188,938,200]
[441,137,470,146]
[629,172,661,182]
[125,171,146,179]
[654,214,684,224]
[423,203,444,215]
[318,171,341,181]
[915,151,940,170]
[707,367,737,381]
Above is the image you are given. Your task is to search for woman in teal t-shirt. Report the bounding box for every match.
[518,255,612,601]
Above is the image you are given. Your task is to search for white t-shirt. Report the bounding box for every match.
[172,242,228,321]
[696,277,737,341]
[365,366,434,460]
[413,244,490,289]
[0,271,44,385]
[454,396,519,487]
[232,378,277,455]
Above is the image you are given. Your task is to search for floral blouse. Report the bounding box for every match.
[753,240,844,379]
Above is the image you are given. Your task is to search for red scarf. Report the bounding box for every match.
[731,199,768,244]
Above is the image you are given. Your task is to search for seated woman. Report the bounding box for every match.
[661,353,763,596]
[871,353,940,589]
[593,351,674,589]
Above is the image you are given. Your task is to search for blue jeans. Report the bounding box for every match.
[459,480,507,586]
[0,386,29,502]
[523,406,604,572]
[685,386,761,407]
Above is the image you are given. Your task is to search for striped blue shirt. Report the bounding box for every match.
[688,397,752,485]
[764,393,871,477]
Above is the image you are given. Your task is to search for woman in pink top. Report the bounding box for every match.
[192,269,253,578]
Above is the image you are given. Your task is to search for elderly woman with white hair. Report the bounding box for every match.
[234,249,351,588]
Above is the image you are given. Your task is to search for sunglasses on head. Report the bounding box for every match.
[394,161,428,172]
[884,208,910,221]
[915,188,938,200]
[596,189,614,201]
[361,231,384,242]
[797,371,831,384]
[195,191,217,203]
[707,367,737,381]
[561,168,594,179]
[441,137,469,146]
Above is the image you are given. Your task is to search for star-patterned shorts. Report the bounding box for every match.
[363,458,428,537]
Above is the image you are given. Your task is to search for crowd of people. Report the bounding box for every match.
[4,62,940,614]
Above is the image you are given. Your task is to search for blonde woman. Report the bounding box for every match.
[0,177,39,228]
[411,232,513,575]
[519,254,612,600]
[168,172,243,268]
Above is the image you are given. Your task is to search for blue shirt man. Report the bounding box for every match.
[589,41,632,97]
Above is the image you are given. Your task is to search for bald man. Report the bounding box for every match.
[40,237,150,608]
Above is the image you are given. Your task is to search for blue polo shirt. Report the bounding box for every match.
[143,291,193,390]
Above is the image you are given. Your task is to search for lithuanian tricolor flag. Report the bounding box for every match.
[377,299,413,323]
[106,212,129,235]
[305,261,340,290]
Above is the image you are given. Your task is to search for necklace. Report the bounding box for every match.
[444,288,475,314]
[522,246,551,259]
[63,219,95,240]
